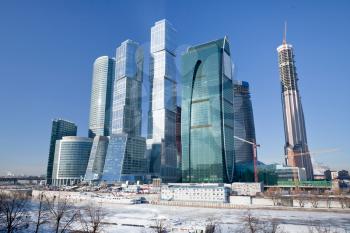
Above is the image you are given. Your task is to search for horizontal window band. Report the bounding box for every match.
[191,98,209,104]
[191,124,212,129]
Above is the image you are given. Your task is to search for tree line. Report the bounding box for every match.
[0,191,104,233]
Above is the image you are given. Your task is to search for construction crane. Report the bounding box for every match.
[234,136,260,183]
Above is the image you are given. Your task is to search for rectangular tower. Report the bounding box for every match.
[102,40,148,183]
[181,37,235,183]
[147,19,177,182]
[46,119,77,185]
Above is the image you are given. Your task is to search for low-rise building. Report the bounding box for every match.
[231,182,263,196]
[161,183,230,203]
[337,170,349,180]
[52,136,93,186]
[324,170,339,181]
[275,164,306,182]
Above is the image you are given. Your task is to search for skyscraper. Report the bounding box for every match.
[175,106,182,181]
[52,136,93,186]
[277,26,314,180]
[181,37,235,183]
[84,136,109,182]
[46,119,77,185]
[147,19,178,182]
[234,80,256,182]
[102,40,148,183]
[88,56,115,138]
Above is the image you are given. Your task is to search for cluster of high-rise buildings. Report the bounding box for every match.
[46,19,313,186]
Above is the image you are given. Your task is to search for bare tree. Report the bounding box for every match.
[338,196,347,209]
[261,218,286,233]
[78,203,105,233]
[309,195,319,208]
[240,211,261,233]
[308,220,341,233]
[239,212,286,233]
[294,195,306,208]
[292,189,306,208]
[46,194,79,233]
[0,191,30,233]
[153,218,167,233]
[205,223,216,233]
[33,192,50,233]
[265,188,282,206]
[345,197,350,208]
[205,218,221,233]
[324,193,332,209]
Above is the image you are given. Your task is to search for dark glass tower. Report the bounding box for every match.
[46,119,77,185]
[233,80,256,182]
[277,28,314,180]
[181,37,235,183]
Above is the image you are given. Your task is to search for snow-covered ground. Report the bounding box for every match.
[99,203,350,232]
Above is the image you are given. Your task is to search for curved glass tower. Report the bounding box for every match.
[181,37,235,183]
[52,136,93,186]
[234,80,256,182]
[277,33,314,180]
[88,56,115,138]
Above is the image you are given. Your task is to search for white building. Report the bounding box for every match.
[231,182,263,196]
[161,183,230,203]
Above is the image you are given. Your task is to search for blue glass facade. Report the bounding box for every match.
[102,134,147,183]
[46,119,77,185]
[233,80,256,182]
[147,19,178,182]
[84,136,109,182]
[52,136,93,186]
[112,40,143,136]
[181,37,235,183]
[102,40,147,183]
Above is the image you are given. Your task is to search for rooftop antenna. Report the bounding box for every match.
[283,21,287,44]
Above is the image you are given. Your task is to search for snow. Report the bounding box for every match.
[98,203,350,232]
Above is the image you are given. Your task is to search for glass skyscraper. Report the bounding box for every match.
[102,40,148,183]
[277,31,314,180]
[233,80,256,182]
[46,119,77,185]
[181,37,235,183]
[88,56,115,138]
[84,136,109,182]
[52,136,93,186]
[147,19,178,182]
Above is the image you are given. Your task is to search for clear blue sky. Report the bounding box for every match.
[0,0,349,175]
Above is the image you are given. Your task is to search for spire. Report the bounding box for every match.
[283,21,287,44]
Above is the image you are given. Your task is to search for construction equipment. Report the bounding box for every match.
[234,136,260,182]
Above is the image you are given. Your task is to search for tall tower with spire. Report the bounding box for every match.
[277,23,314,180]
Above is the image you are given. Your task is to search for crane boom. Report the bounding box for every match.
[234,136,260,182]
